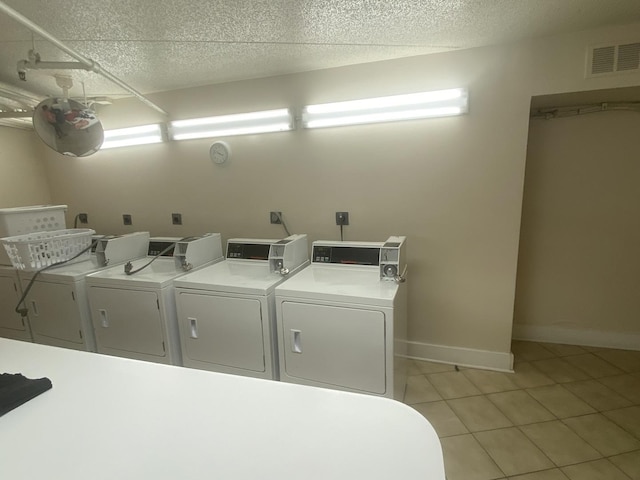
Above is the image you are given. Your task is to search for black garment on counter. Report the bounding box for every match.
[0,373,52,417]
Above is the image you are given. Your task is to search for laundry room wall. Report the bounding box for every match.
[39,21,640,370]
[0,126,52,207]
[513,109,640,350]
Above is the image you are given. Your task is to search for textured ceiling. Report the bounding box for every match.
[1,0,640,118]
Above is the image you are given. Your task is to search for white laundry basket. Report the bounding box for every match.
[1,228,95,271]
[0,205,68,265]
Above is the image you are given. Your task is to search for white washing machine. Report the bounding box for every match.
[275,236,408,399]
[86,234,224,365]
[0,265,32,341]
[0,204,68,342]
[17,232,150,351]
[174,234,309,380]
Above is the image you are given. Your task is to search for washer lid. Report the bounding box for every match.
[18,258,106,283]
[86,258,216,289]
[174,260,288,295]
[275,265,399,307]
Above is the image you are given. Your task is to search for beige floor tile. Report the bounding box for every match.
[510,362,556,389]
[531,358,591,383]
[507,469,569,480]
[463,368,520,394]
[562,379,632,411]
[413,359,456,374]
[520,421,602,466]
[561,459,631,480]
[404,374,442,404]
[406,360,422,376]
[562,413,640,456]
[512,341,556,362]
[447,396,513,432]
[593,349,640,373]
[427,370,482,399]
[411,400,469,437]
[440,434,505,480]
[563,353,625,378]
[527,384,596,418]
[474,427,554,476]
[604,405,640,439]
[539,343,587,357]
[488,390,555,425]
[609,450,640,480]
[598,374,640,404]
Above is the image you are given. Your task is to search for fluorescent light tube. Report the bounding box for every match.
[170,108,293,141]
[101,124,164,149]
[302,88,468,129]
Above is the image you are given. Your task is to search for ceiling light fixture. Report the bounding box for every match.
[302,88,469,129]
[169,108,293,141]
[100,124,164,150]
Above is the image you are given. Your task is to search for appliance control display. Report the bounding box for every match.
[313,246,380,265]
[148,241,175,257]
[227,242,270,260]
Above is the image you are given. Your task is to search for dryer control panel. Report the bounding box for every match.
[311,236,407,282]
[95,232,150,266]
[312,245,381,265]
[380,236,407,282]
[174,233,223,271]
[227,241,273,260]
[269,234,308,275]
[224,235,309,276]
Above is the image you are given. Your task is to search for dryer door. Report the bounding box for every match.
[0,275,27,335]
[177,292,266,373]
[24,280,83,344]
[281,301,386,395]
[89,287,165,357]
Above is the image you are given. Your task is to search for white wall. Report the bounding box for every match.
[0,127,51,207]
[39,22,640,370]
[513,110,640,350]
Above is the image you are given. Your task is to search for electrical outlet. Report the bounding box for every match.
[171,213,182,225]
[78,213,88,224]
[122,214,132,226]
[270,211,282,224]
[335,212,349,225]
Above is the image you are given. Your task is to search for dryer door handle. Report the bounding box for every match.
[291,329,302,353]
[189,317,198,339]
[30,300,38,316]
[99,309,109,328]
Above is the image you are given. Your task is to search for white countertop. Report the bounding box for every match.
[0,338,444,480]
[275,264,399,306]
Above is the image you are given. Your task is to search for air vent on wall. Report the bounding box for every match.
[587,42,640,77]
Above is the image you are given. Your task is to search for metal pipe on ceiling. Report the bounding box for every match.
[0,1,169,116]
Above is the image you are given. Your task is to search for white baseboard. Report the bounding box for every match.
[405,340,514,373]
[512,324,640,351]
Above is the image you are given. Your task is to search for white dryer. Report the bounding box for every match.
[0,265,31,341]
[275,236,408,399]
[17,232,150,351]
[86,234,224,365]
[174,234,309,380]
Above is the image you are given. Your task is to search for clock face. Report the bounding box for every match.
[210,141,230,164]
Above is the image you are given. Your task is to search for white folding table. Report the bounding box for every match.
[0,338,444,480]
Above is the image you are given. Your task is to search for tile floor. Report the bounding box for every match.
[404,341,640,480]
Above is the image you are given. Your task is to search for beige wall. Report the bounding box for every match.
[39,22,640,367]
[514,110,640,347]
[0,127,52,207]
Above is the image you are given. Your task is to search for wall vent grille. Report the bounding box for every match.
[617,43,640,71]
[587,42,640,77]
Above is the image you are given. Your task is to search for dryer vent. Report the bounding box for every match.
[587,42,640,77]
